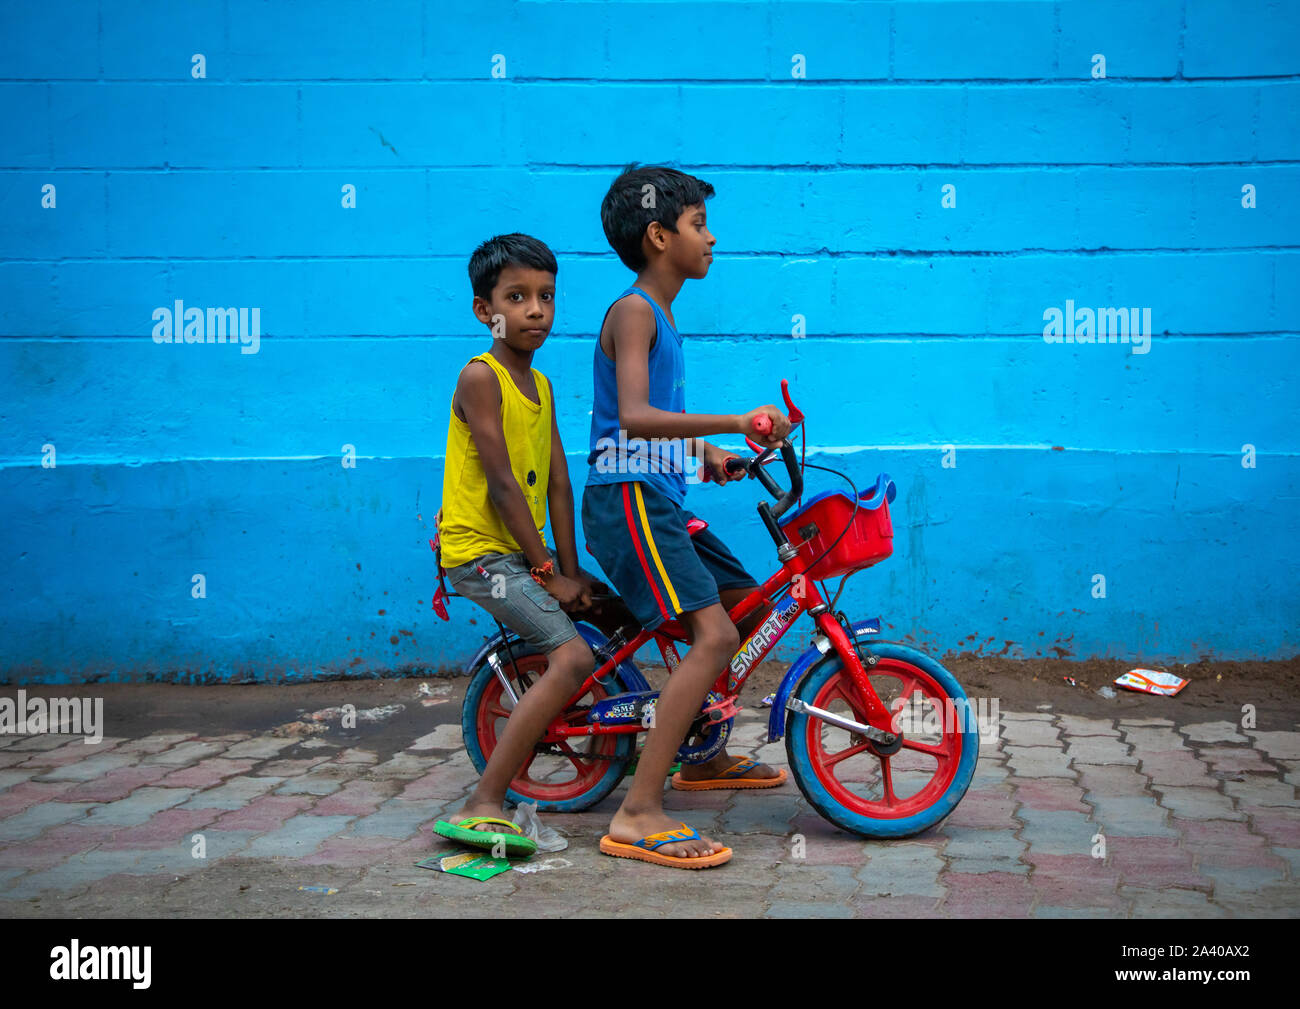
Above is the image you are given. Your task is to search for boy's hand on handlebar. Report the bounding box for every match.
[701,442,747,484]
[572,569,607,613]
[545,572,592,611]
[575,568,607,595]
[738,405,792,446]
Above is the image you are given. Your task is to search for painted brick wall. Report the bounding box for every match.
[1,0,1296,682]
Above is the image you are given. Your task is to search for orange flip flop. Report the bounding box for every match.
[671,757,788,791]
[599,823,732,869]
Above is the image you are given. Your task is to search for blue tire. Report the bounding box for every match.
[461,645,635,813]
[785,641,980,838]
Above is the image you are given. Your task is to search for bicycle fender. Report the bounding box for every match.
[766,618,881,743]
[462,629,525,675]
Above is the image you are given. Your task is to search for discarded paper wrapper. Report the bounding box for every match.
[1115,668,1189,697]
[414,853,513,882]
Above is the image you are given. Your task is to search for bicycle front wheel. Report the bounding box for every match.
[785,641,980,838]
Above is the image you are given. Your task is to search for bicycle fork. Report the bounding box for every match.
[728,567,900,749]
[793,611,900,749]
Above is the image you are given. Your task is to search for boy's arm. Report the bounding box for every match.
[545,385,599,607]
[457,363,551,570]
[608,297,790,446]
[544,381,580,579]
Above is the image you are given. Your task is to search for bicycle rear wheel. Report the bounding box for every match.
[462,648,635,812]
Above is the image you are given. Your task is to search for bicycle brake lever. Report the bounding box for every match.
[746,381,803,454]
[781,378,805,426]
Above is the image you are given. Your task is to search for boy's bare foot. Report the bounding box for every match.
[607,808,727,859]
[676,750,782,783]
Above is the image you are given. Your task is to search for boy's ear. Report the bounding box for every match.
[471,296,494,327]
[643,221,668,260]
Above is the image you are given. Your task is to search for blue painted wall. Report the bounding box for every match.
[1,0,1296,682]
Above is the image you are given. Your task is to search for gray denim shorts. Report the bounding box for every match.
[445,549,579,654]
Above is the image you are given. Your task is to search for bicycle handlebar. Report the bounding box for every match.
[736,391,803,522]
[762,441,803,519]
[709,383,806,543]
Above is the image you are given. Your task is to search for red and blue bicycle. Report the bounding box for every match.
[441,381,979,839]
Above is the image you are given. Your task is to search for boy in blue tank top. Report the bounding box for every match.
[582,165,794,868]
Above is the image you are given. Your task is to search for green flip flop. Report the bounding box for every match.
[432,817,538,857]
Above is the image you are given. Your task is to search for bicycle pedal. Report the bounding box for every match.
[701,694,742,722]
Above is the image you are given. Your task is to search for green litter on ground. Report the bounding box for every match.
[414,853,513,881]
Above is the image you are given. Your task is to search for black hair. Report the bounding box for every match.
[468,233,558,300]
[600,164,715,271]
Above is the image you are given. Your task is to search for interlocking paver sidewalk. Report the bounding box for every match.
[1,686,1296,918]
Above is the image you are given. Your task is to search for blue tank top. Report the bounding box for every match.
[586,286,689,506]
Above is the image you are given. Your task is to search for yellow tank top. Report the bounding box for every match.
[439,352,552,568]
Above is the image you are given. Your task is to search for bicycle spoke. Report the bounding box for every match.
[556,741,594,775]
[880,756,898,806]
[827,682,868,722]
[824,740,870,768]
[900,737,949,758]
[487,704,511,720]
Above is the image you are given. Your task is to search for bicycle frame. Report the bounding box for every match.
[541,538,894,744]
[477,379,903,754]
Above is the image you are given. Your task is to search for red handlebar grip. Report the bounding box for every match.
[752,414,773,436]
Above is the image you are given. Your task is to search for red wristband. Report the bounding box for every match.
[530,560,555,586]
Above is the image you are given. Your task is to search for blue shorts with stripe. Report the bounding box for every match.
[580,480,758,632]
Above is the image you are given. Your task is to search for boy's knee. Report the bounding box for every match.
[573,642,596,677]
[549,636,594,681]
[719,621,741,656]
[694,612,740,657]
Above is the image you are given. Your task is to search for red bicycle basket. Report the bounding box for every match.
[779,484,894,579]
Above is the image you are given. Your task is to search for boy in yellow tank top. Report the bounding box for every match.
[432,234,604,854]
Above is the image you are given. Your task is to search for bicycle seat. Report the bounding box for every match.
[655,618,690,641]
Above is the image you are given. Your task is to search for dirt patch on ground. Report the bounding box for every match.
[7,656,1296,750]
[940,654,1300,729]
[743,655,1289,733]
[738,655,1299,732]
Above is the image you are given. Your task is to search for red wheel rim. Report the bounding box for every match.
[803,658,964,820]
[474,654,623,804]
